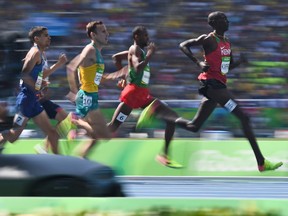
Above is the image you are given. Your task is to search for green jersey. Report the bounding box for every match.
[127,48,150,88]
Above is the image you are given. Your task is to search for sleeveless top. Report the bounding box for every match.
[79,43,104,93]
[20,45,47,94]
[127,48,150,88]
[198,33,231,84]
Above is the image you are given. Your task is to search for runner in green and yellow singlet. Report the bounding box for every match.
[66,21,110,158]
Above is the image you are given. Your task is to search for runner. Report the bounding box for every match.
[0,77,77,154]
[1,26,67,154]
[138,11,283,172]
[106,26,186,168]
[66,20,111,158]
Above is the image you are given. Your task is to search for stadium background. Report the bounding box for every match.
[0,1,288,215]
[1,0,287,139]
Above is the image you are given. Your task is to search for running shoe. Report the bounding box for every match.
[258,159,283,172]
[156,154,183,169]
[136,100,157,129]
[34,144,48,154]
[67,129,77,140]
[57,112,77,138]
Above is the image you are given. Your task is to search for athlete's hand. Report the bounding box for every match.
[58,53,68,65]
[147,42,156,56]
[198,61,210,72]
[117,78,127,89]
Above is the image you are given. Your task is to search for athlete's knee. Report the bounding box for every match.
[175,118,199,132]
[187,121,201,132]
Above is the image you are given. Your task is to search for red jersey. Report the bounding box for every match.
[198,33,231,84]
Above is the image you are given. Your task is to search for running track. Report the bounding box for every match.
[118,176,288,199]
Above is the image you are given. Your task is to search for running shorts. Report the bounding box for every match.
[75,89,99,117]
[120,84,153,109]
[40,99,63,119]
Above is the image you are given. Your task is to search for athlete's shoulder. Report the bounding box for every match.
[81,44,95,58]
[26,46,41,62]
[193,34,210,44]
[129,44,141,55]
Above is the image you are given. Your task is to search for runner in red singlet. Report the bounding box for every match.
[106,26,188,168]
[177,11,282,172]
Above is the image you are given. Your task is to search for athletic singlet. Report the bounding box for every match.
[78,43,104,93]
[198,32,231,84]
[127,48,150,88]
[20,45,47,94]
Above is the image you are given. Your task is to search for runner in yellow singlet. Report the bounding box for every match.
[66,21,110,158]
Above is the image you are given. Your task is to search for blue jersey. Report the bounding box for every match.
[16,46,47,118]
[20,46,47,94]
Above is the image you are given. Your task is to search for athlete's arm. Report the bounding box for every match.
[179,34,211,72]
[66,53,84,97]
[130,42,155,73]
[112,50,128,70]
[21,48,41,90]
[179,35,207,65]
[101,50,129,87]
[102,66,128,81]
[43,53,68,78]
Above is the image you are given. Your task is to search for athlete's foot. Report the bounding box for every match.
[136,100,157,129]
[34,144,48,154]
[258,159,283,172]
[156,154,183,169]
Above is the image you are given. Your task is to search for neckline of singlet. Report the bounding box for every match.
[33,44,47,62]
[212,32,228,43]
[91,43,102,54]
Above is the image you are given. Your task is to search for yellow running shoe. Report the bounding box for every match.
[136,100,157,129]
[156,154,183,169]
[57,112,77,138]
[258,159,283,172]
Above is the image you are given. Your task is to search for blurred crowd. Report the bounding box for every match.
[0,0,287,101]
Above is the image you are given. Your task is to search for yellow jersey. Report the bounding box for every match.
[79,44,105,92]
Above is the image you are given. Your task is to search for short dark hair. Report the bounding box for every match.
[132,26,147,39]
[86,21,103,38]
[28,26,48,43]
[207,11,226,27]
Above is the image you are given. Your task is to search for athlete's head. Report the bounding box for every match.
[132,26,149,48]
[28,26,48,43]
[86,20,109,45]
[208,11,229,32]
[28,26,51,48]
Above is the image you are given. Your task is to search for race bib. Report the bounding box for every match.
[116,112,128,122]
[83,95,92,107]
[221,57,230,75]
[14,113,25,126]
[224,99,237,112]
[94,72,103,85]
[142,70,150,84]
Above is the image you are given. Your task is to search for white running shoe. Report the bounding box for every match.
[34,144,48,154]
